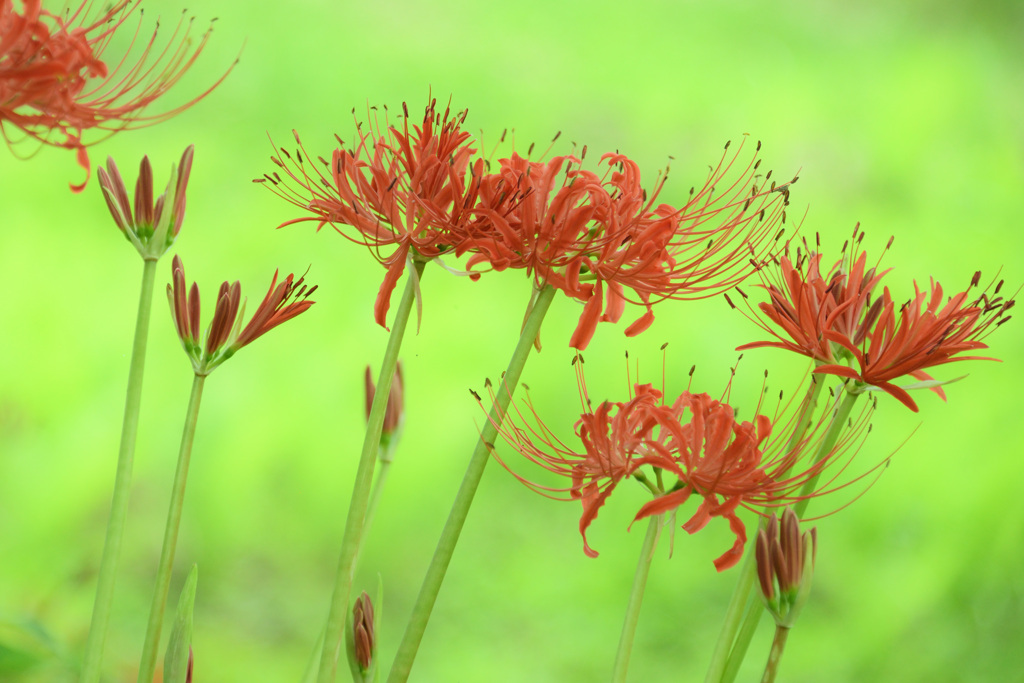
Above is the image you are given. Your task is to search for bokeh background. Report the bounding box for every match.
[2,0,1023,681]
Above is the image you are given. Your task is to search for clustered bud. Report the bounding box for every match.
[755,508,817,629]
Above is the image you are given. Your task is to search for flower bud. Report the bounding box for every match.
[755,507,816,628]
[98,146,194,261]
[352,592,375,672]
[364,363,404,455]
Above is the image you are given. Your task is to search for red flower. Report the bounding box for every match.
[482,358,873,571]
[167,255,316,376]
[814,276,1013,411]
[260,98,480,328]
[461,138,793,349]
[736,226,1014,410]
[736,226,888,364]
[1,0,231,191]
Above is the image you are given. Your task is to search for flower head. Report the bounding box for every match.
[1,0,231,190]
[259,98,479,328]
[462,137,794,349]
[352,592,375,673]
[736,226,1014,410]
[482,356,875,570]
[167,255,316,376]
[97,145,193,260]
[755,507,817,628]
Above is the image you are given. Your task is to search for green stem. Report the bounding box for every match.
[80,259,158,683]
[386,284,557,683]
[793,388,860,519]
[317,261,427,683]
[717,383,860,683]
[760,626,790,683]
[704,373,825,683]
[355,459,392,564]
[720,588,765,683]
[611,515,662,683]
[137,373,206,683]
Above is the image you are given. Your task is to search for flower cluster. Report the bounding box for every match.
[259,98,796,349]
[98,146,194,260]
[481,357,873,571]
[167,256,317,376]
[1,0,230,189]
[735,225,1015,410]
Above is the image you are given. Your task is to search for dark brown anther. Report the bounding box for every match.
[971,271,982,288]
[386,177,398,192]
[552,131,561,142]
[469,388,481,401]
[660,342,668,350]
[402,102,409,118]
[724,293,735,309]
[484,377,493,387]
[724,140,731,150]
[689,365,696,377]
[736,286,748,299]
[528,142,535,156]
[756,140,762,151]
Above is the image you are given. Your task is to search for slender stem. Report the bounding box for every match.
[611,515,662,683]
[760,626,790,683]
[704,373,825,683]
[717,383,860,683]
[80,259,158,683]
[317,261,427,683]
[355,460,392,563]
[793,388,860,519]
[386,284,557,683]
[137,373,206,683]
[720,589,765,683]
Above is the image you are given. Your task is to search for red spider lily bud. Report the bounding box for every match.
[167,256,316,376]
[755,508,817,628]
[364,363,405,456]
[352,592,375,673]
[98,146,194,261]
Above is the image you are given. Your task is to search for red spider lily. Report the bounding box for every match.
[1,0,231,191]
[97,145,193,259]
[461,138,793,349]
[814,275,1014,411]
[167,255,316,376]
[259,98,480,328]
[735,226,1014,411]
[481,357,875,571]
[735,226,889,364]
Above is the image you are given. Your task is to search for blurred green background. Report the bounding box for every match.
[2,0,1023,681]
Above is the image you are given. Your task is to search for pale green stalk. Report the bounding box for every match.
[716,386,860,683]
[386,284,557,683]
[611,514,663,683]
[317,261,426,683]
[704,373,825,683]
[137,374,206,683]
[81,259,158,683]
[760,626,790,683]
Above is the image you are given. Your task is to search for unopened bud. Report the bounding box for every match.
[364,363,404,451]
[755,508,816,628]
[353,592,375,672]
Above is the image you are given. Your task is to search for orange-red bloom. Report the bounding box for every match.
[462,138,793,349]
[483,358,873,571]
[260,98,480,328]
[736,227,1014,410]
[1,0,230,190]
[167,255,316,376]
